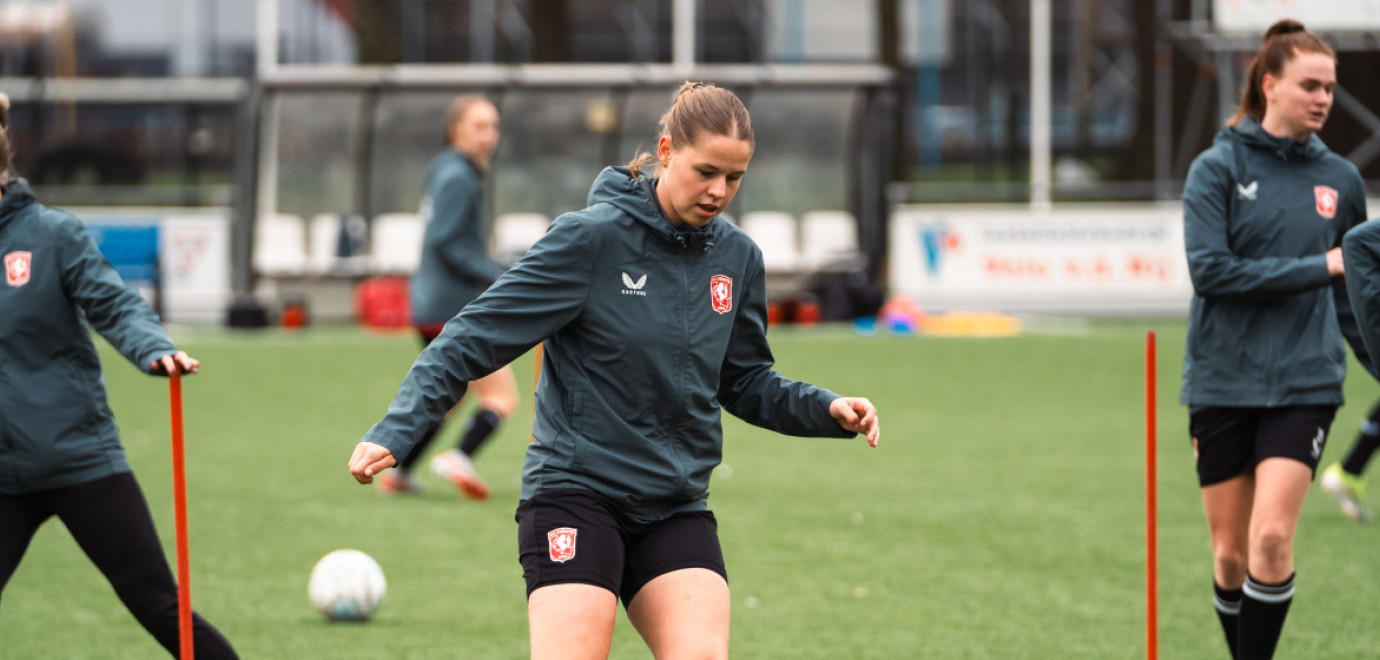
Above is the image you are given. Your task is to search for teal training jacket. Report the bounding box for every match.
[410,150,507,324]
[362,167,853,522]
[1343,219,1380,379]
[0,179,177,494]
[1181,118,1367,408]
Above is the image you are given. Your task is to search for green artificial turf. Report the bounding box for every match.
[2,320,1375,658]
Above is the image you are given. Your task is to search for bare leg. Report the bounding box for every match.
[469,364,520,420]
[527,583,617,660]
[626,568,730,660]
[1246,458,1311,583]
[1201,473,1254,589]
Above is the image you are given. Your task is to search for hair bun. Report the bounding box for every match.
[1264,19,1307,42]
[0,92,9,130]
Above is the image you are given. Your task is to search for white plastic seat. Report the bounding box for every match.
[492,213,551,263]
[800,210,863,270]
[369,212,425,274]
[740,211,800,272]
[253,213,308,275]
[308,213,342,273]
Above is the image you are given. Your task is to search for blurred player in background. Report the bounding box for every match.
[1319,399,1378,522]
[379,95,519,500]
[350,81,880,659]
[1180,20,1366,660]
[0,93,238,658]
[1331,218,1380,523]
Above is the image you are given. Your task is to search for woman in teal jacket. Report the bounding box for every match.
[381,95,518,500]
[1181,20,1365,660]
[0,95,237,658]
[350,82,880,658]
[1330,220,1380,522]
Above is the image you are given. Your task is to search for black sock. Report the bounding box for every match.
[1342,418,1380,476]
[458,409,502,457]
[398,425,440,471]
[1214,582,1242,659]
[1238,573,1294,660]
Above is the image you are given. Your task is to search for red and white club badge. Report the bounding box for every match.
[5,251,31,288]
[710,274,733,315]
[547,527,578,563]
[1315,185,1339,219]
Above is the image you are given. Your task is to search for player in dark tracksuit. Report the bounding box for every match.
[380,95,517,500]
[1330,220,1380,522]
[0,95,237,659]
[1180,21,1365,660]
[351,82,880,659]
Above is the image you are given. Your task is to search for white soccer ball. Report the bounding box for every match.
[308,549,387,621]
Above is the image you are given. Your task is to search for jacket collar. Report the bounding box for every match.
[585,166,721,251]
[1226,116,1330,161]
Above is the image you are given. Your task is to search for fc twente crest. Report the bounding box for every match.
[5,251,31,287]
[710,274,733,315]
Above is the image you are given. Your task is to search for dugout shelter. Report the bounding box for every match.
[232,62,898,321]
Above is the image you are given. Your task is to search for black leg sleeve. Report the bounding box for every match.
[53,473,239,660]
[0,490,48,601]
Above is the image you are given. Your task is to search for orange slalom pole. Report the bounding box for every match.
[1145,330,1158,660]
[168,369,194,660]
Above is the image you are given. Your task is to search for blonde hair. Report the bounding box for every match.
[0,92,9,185]
[444,94,495,143]
[1228,19,1336,128]
[626,81,754,178]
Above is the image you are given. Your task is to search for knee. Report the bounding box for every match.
[1213,546,1248,584]
[1250,524,1295,566]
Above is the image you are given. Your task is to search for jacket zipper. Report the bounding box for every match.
[674,251,692,489]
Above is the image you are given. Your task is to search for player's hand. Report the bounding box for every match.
[830,397,880,448]
[1326,247,1345,276]
[150,351,199,376]
[349,442,396,484]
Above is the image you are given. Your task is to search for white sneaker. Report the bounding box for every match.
[430,450,490,500]
[1321,462,1371,523]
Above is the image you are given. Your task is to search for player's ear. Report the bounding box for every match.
[657,136,673,167]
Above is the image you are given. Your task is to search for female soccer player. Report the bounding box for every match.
[1181,20,1366,659]
[379,94,520,499]
[0,93,238,658]
[351,81,880,659]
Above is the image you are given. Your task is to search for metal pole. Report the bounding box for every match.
[1029,0,1051,211]
[674,0,697,72]
[256,0,278,77]
[472,0,496,63]
[255,93,280,228]
[1154,0,1172,199]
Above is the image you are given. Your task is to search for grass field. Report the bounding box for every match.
[2,319,1377,658]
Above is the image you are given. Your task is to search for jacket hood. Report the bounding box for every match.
[586,166,722,251]
[0,178,36,227]
[1220,116,1330,161]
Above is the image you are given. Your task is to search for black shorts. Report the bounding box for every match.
[515,489,727,607]
[1189,405,1337,486]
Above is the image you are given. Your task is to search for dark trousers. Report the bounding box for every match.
[0,472,238,659]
